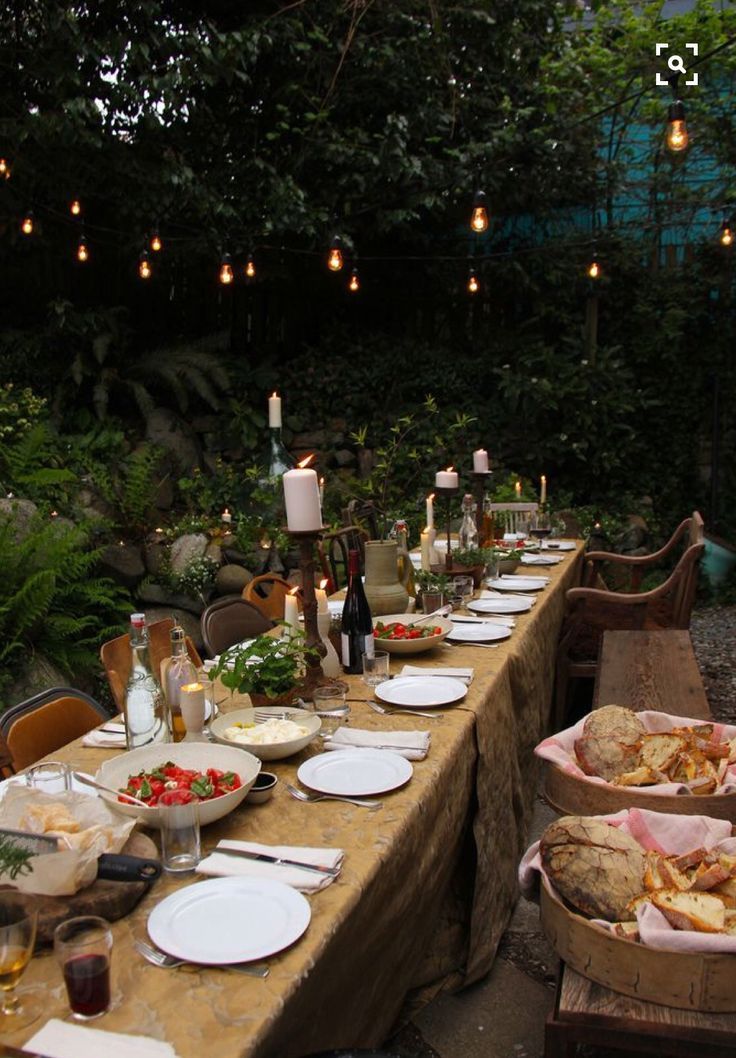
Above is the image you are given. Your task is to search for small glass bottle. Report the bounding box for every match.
[160,624,198,741]
[268,423,294,477]
[480,495,495,547]
[124,614,170,750]
[458,494,479,550]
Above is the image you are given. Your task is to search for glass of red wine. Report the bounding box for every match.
[529,512,552,546]
[54,916,113,1020]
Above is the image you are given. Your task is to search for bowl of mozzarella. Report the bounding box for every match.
[208,706,321,761]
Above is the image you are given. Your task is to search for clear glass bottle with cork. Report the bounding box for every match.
[160,622,198,741]
[458,494,479,550]
[124,614,170,749]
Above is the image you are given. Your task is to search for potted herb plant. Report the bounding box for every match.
[414,570,451,609]
[211,630,318,707]
[449,547,492,588]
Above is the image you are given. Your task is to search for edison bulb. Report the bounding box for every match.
[470,190,489,233]
[219,256,234,284]
[328,246,343,271]
[139,253,152,279]
[719,221,733,247]
[70,198,81,216]
[587,260,601,279]
[21,212,33,235]
[349,268,360,292]
[666,101,689,153]
[467,270,479,294]
[245,255,256,278]
[0,158,9,179]
[150,230,162,252]
[77,236,89,262]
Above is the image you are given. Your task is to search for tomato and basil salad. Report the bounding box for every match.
[119,762,242,806]
[373,621,443,641]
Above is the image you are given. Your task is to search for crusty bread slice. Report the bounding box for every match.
[652,889,726,933]
[658,857,694,892]
[691,862,731,891]
[672,847,711,871]
[626,892,655,916]
[644,852,666,892]
[714,877,736,908]
[639,733,687,774]
[612,766,660,787]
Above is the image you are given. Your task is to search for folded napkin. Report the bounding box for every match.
[521,554,562,565]
[26,1019,179,1058]
[400,664,473,685]
[196,840,343,892]
[479,591,537,606]
[324,727,430,761]
[82,722,126,748]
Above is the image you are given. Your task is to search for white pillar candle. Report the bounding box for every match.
[435,467,459,488]
[515,480,522,498]
[221,507,232,525]
[268,391,282,428]
[283,590,300,628]
[420,529,432,571]
[473,449,489,473]
[179,682,206,734]
[283,463,323,531]
[316,580,329,614]
[426,493,435,529]
[540,475,547,505]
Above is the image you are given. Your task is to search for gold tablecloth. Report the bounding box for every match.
[8,547,581,1058]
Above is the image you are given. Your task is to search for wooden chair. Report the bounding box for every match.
[1,690,109,771]
[100,617,203,713]
[243,575,302,622]
[554,540,705,729]
[488,502,538,535]
[317,526,368,593]
[342,499,382,540]
[201,596,272,656]
[583,510,705,590]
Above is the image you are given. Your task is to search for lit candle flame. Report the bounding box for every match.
[289,585,300,595]
[319,578,328,590]
[298,454,314,468]
[446,466,454,472]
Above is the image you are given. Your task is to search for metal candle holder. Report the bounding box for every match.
[471,470,493,538]
[433,485,460,571]
[284,526,327,690]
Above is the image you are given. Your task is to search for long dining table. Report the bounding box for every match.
[5,544,582,1058]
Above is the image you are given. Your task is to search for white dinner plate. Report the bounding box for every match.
[542,540,576,551]
[148,876,310,964]
[447,623,511,643]
[521,554,562,566]
[486,576,548,592]
[375,675,467,708]
[468,597,533,615]
[297,750,412,796]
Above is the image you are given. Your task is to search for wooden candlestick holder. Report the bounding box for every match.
[471,470,493,538]
[285,527,327,691]
[433,485,459,572]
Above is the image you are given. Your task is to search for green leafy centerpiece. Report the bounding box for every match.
[211,630,318,707]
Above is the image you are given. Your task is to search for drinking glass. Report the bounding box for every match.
[0,893,40,1031]
[529,512,552,545]
[196,671,217,722]
[362,651,389,687]
[25,761,71,794]
[158,800,201,873]
[54,916,112,1021]
[421,590,445,615]
[452,576,474,610]
[312,685,350,737]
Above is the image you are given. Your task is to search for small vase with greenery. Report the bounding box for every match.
[211,630,319,706]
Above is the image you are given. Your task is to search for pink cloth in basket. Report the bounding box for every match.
[535,710,736,796]
[519,807,736,954]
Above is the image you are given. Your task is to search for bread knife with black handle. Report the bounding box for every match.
[0,827,161,882]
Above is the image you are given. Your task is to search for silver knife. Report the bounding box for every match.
[212,846,340,876]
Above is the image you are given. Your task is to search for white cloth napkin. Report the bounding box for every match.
[196,840,343,892]
[82,722,126,748]
[400,664,473,684]
[521,553,562,565]
[479,591,537,606]
[324,727,430,761]
[26,1019,179,1058]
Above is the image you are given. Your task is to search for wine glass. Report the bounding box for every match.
[0,892,40,1031]
[451,575,474,611]
[529,512,552,546]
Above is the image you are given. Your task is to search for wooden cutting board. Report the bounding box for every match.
[2,832,159,945]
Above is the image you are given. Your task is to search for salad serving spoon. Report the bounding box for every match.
[73,772,149,807]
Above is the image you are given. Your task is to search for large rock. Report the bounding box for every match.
[205,542,222,565]
[77,488,117,522]
[333,448,356,467]
[99,543,145,588]
[153,475,174,510]
[3,654,76,712]
[136,581,205,615]
[617,516,648,554]
[0,497,38,542]
[144,607,204,653]
[215,564,253,596]
[145,407,201,476]
[170,533,208,575]
[143,535,168,576]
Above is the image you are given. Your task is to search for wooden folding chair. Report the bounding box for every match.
[201,596,272,656]
[100,617,202,712]
[317,526,368,593]
[3,692,109,771]
[583,510,705,591]
[243,575,302,622]
[488,502,539,535]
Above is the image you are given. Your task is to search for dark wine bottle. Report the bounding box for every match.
[340,549,375,674]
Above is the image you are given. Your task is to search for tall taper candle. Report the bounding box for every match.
[268,391,282,428]
[426,493,435,529]
[473,449,489,473]
[540,475,547,505]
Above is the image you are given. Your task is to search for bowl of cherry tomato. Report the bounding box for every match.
[371,613,453,655]
[96,742,261,827]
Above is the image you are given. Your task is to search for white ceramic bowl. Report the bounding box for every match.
[371,613,453,655]
[208,707,321,761]
[96,741,260,827]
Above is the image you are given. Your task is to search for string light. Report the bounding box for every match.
[138,250,152,279]
[467,267,479,294]
[245,253,256,278]
[587,257,601,279]
[150,228,162,252]
[70,198,82,216]
[0,157,9,179]
[219,252,234,285]
[349,267,360,292]
[76,232,89,262]
[719,218,733,247]
[21,210,34,235]
[470,190,489,233]
[666,99,689,153]
[327,235,344,272]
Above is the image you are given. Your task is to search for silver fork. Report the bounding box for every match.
[284,781,382,810]
[367,700,444,720]
[253,709,301,723]
[134,939,269,978]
